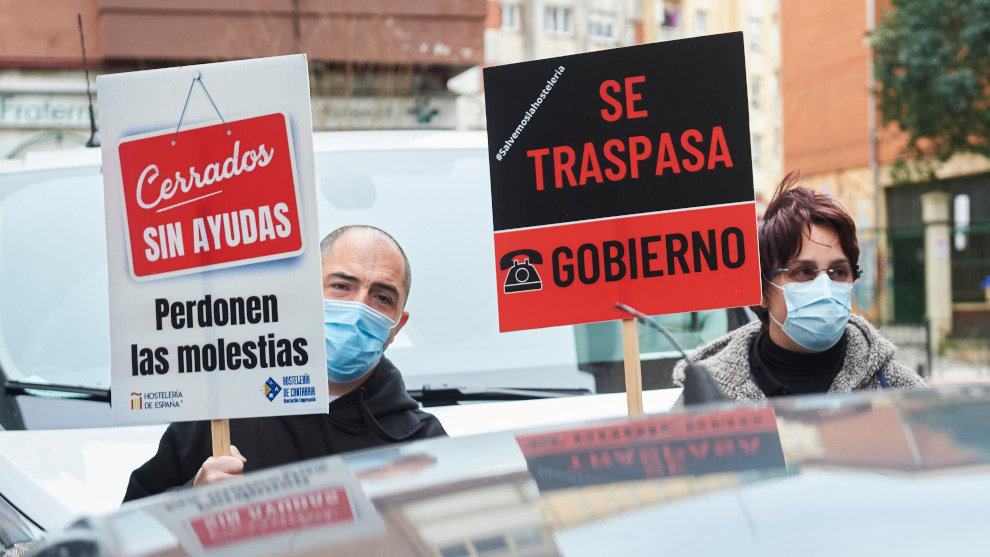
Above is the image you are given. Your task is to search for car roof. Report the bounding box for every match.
[0,130,489,177]
[310,129,489,152]
[0,146,102,174]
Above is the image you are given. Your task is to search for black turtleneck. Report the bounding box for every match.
[749,331,848,397]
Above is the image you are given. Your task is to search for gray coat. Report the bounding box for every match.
[671,314,927,406]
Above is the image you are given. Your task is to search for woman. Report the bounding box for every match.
[672,172,927,403]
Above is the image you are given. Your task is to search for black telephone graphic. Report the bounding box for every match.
[500,249,543,294]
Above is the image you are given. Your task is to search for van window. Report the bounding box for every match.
[315,147,591,391]
[0,166,110,388]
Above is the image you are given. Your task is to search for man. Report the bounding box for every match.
[123,225,446,502]
[671,172,926,405]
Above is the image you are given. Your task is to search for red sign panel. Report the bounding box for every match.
[118,113,303,279]
[494,203,760,331]
[189,487,354,548]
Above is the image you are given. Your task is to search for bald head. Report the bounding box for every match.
[320,225,411,306]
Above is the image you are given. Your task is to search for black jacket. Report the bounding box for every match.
[123,358,446,502]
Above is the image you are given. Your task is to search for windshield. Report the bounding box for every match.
[0,141,736,392]
[0,165,110,389]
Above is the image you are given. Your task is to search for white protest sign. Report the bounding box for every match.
[99,55,328,424]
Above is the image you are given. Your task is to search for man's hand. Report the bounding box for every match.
[193,445,247,486]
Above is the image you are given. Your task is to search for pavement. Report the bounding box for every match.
[878,323,990,385]
[894,345,990,385]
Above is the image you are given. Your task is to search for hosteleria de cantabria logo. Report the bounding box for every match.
[264,377,282,401]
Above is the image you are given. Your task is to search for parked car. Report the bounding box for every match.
[0,131,754,550]
[20,384,990,557]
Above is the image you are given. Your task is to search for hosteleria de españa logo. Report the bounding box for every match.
[117,113,304,280]
[131,392,142,410]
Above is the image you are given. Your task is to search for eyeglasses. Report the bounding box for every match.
[768,265,862,283]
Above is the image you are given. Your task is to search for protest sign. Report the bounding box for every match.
[484,33,761,333]
[99,55,328,425]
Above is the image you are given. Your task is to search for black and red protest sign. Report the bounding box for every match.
[515,406,785,491]
[118,113,303,279]
[484,33,760,332]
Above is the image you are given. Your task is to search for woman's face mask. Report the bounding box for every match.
[323,299,398,383]
[768,273,854,351]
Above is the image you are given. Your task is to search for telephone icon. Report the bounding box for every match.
[500,249,543,294]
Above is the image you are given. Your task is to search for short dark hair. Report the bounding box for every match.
[751,170,860,329]
[320,225,412,303]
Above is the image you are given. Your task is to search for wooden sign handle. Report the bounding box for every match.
[621,318,645,417]
[211,418,232,457]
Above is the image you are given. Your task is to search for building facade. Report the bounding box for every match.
[780,0,990,340]
[0,0,486,159]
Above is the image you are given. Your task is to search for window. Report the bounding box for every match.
[574,308,740,392]
[771,73,780,112]
[770,21,780,55]
[588,15,616,43]
[659,6,682,40]
[501,3,520,31]
[750,76,762,109]
[695,10,708,36]
[751,134,763,166]
[774,128,782,163]
[545,6,573,35]
[473,535,509,553]
[662,7,680,28]
[0,166,111,389]
[510,528,544,549]
[748,18,762,50]
[439,544,470,557]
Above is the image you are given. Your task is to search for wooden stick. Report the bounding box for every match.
[621,317,644,417]
[211,418,232,457]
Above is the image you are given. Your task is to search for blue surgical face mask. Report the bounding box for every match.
[324,299,398,383]
[768,273,853,351]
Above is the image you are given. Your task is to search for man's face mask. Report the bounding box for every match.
[323,299,398,383]
[768,273,854,351]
